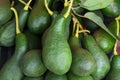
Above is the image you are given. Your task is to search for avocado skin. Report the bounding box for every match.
[93,28,115,53]
[42,15,72,75]
[69,35,96,76]
[24,76,43,80]
[0,20,15,47]
[28,0,51,35]
[45,71,67,80]
[70,47,96,76]
[24,30,41,50]
[106,55,120,80]
[20,49,47,77]
[0,33,28,80]
[67,72,93,80]
[0,0,12,26]
[82,35,110,80]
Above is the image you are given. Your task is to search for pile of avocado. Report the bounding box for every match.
[0,0,120,80]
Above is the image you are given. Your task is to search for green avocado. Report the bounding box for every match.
[106,55,120,80]
[82,35,110,80]
[0,0,12,26]
[0,20,15,47]
[93,28,115,53]
[24,30,41,50]
[69,35,96,76]
[42,8,72,75]
[24,76,43,80]
[28,0,51,35]
[45,71,67,80]
[20,49,47,77]
[67,72,93,80]
[0,33,28,80]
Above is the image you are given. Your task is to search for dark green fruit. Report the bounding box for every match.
[0,3,32,47]
[106,70,120,80]
[70,47,96,76]
[24,76,43,80]
[106,55,120,80]
[93,28,115,53]
[0,20,15,47]
[101,0,120,17]
[110,55,120,70]
[51,0,64,12]
[28,0,51,34]
[45,71,67,80]
[82,35,110,80]
[108,20,120,35]
[0,0,12,26]
[42,7,72,75]
[69,33,83,47]
[18,9,30,32]
[67,72,93,80]
[0,33,28,80]
[69,36,96,76]
[24,30,41,50]
[20,49,47,77]
[42,12,59,46]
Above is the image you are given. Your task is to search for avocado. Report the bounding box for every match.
[0,33,28,80]
[93,28,115,53]
[42,8,72,75]
[67,72,93,80]
[69,35,96,76]
[0,20,15,47]
[82,35,110,80]
[24,76,43,80]
[106,55,120,80]
[24,30,41,50]
[20,49,47,77]
[45,71,67,80]
[28,0,51,35]
[0,0,12,26]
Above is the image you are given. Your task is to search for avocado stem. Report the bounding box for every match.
[10,7,21,34]
[113,15,120,55]
[45,0,53,16]
[72,14,90,37]
[115,15,120,36]
[71,7,84,18]
[64,0,69,7]
[75,24,79,38]
[24,0,32,10]
[72,17,77,36]
[19,0,32,10]
[114,43,118,55]
[65,0,68,3]
[78,30,90,34]
[11,0,15,7]
[64,0,73,18]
